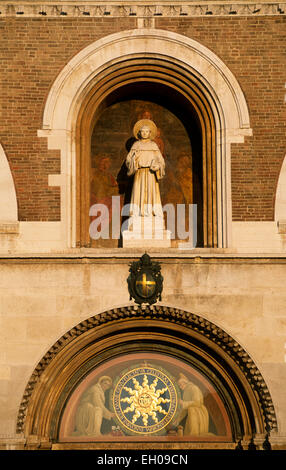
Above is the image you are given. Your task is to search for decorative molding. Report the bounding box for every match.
[278,220,286,234]
[0,222,19,234]
[0,2,285,18]
[16,304,278,436]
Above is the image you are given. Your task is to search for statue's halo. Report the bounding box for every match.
[133,119,157,140]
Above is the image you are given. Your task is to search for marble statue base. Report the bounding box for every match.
[122,216,171,248]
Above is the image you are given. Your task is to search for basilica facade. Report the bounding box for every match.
[0,1,286,451]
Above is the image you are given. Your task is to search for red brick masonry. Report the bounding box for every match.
[0,16,285,221]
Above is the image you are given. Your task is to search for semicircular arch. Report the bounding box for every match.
[39,28,252,250]
[43,29,250,134]
[17,304,276,450]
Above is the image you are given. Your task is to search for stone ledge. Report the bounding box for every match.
[1,248,286,263]
[0,222,19,234]
[278,220,286,234]
[0,2,285,18]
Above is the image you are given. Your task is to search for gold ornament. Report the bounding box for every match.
[113,367,177,434]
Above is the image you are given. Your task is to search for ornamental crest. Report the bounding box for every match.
[127,253,163,305]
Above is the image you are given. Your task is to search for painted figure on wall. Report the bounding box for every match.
[90,155,119,240]
[90,155,118,209]
[60,355,231,441]
[73,376,114,436]
[176,373,209,436]
[176,153,193,204]
[125,119,165,218]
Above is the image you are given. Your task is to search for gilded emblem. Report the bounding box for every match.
[113,367,177,435]
[127,253,163,305]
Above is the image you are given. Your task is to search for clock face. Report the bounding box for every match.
[113,367,177,435]
[135,272,156,299]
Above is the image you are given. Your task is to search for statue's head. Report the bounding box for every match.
[133,119,157,141]
[139,125,151,140]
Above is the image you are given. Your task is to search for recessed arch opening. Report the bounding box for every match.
[76,57,218,249]
[40,29,252,250]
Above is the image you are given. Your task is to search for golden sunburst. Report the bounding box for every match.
[120,374,170,427]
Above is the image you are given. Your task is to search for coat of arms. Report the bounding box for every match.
[127,253,163,305]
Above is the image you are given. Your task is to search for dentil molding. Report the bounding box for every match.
[0,2,285,18]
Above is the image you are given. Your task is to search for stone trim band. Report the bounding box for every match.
[1,2,285,18]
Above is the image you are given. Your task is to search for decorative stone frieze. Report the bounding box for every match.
[278,220,286,234]
[0,2,285,17]
[0,223,19,234]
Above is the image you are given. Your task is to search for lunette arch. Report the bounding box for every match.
[17,305,277,449]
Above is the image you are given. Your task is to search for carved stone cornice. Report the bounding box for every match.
[16,304,278,437]
[0,2,285,18]
[0,222,19,234]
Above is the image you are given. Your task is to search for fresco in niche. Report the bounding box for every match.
[90,100,202,247]
[59,353,232,441]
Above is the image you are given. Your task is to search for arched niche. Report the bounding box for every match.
[39,29,252,249]
[17,305,277,450]
[85,81,204,248]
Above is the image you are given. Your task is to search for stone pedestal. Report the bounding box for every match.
[122,216,171,248]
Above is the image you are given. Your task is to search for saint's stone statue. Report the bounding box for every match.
[123,119,170,247]
[125,119,165,217]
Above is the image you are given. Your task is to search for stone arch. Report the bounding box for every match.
[17,305,276,450]
[39,28,252,249]
[0,143,18,222]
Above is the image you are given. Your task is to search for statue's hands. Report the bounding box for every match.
[151,163,159,172]
[150,159,159,172]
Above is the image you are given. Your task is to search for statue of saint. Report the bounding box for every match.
[176,373,209,436]
[74,376,114,436]
[125,119,165,219]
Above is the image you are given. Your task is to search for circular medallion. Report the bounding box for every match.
[113,367,177,435]
[135,272,156,299]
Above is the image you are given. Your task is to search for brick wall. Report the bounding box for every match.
[156,16,286,221]
[0,16,285,221]
[0,18,136,221]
